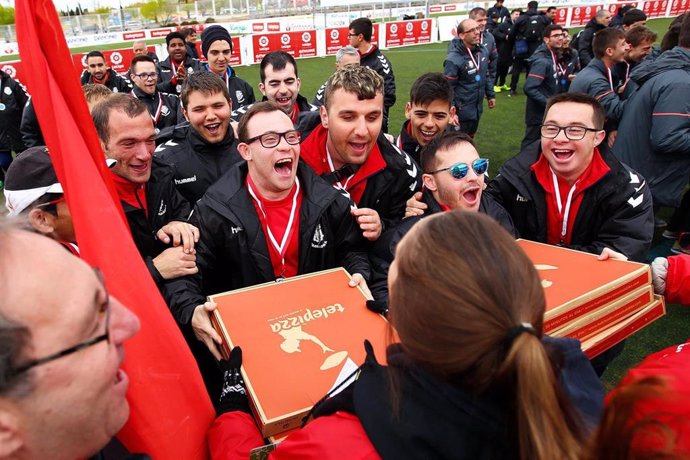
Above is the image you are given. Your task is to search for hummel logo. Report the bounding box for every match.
[516,194,528,202]
[154,139,179,153]
[231,226,243,234]
[157,201,167,216]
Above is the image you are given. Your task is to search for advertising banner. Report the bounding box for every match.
[384,19,432,48]
[569,4,604,26]
[251,30,317,63]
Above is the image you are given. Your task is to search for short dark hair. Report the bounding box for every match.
[527,1,539,10]
[469,7,487,18]
[91,93,148,146]
[165,31,185,48]
[661,12,689,51]
[593,27,626,58]
[180,72,231,108]
[236,101,285,143]
[511,8,523,14]
[420,131,476,174]
[409,72,453,107]
[544,24,564,38]
[259,51,298,83]
[86,50,105,62]
[679,10,690,48]
[623,9,647,27]
[349,17,373,42]
[546,6,557,12]
[323,66,383,109]
[618,4,634,16]
[544,92,606,129]
[180,27,196,39]
[625,25,657,46]
[130,54,155,75]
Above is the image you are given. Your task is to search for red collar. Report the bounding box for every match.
[109,169,148,213]
[92,71,110,85]
[531,147,611,194]
[301,124,386,184]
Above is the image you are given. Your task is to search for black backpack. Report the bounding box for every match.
[570,29,584,50]
[523,15,547,41]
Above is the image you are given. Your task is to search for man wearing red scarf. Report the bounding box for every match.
[300,66,421,241]
[79,50,132,93]
[92,93,199,288]
[163,102,370,398]
[485,92,653,376]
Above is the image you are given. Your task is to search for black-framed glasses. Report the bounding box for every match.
[430,158,489,180]
[246,130,301,148]
[11,268,111,376]
[540,124,600,140]
[347,33,359,37]
[133,72,158,80]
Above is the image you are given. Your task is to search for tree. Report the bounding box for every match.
[140,0,170,23]
[0,5,14,25]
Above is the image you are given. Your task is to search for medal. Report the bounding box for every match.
[466,45,481,83]
[0,103,6,111]
[475,74,481,82]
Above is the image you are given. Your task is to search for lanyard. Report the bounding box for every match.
[466,46,480,72]
[132,90,163,125]
[326,146,357,209]
[606,66,614,91]
[551,168,578,243]
[551,50,565,78]
[247,177,301,270]
[622,62,630,84]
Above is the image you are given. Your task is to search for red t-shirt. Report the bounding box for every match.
[110,170,148,217]
[300,124,386,204]
[531,148,610,246]
[247,175,302,279]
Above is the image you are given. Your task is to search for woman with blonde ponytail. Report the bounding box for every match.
[210,211,603,460]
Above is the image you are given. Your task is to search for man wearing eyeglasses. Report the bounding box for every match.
[129,55,183,134]
[486,92,653,262]
[155,72,242,205]
[444,18,496,137]
[368,131,515,307]
[522,24,566,149]
[486,93,652,376]
[0,222,140,460]
[80,50,132,93]
[348,17,396,133]
[162,101,370,395]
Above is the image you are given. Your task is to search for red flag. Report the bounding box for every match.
[15,0,215,457]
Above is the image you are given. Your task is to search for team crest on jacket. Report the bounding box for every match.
[311,224,327,249]
[236,90,245,104]
[161,105,170,116]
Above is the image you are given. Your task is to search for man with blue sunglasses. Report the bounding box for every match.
[369,131,514,307]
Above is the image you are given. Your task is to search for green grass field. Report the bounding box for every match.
[4,17,685,390]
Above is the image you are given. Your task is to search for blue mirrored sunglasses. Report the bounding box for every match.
[430,158,489,180]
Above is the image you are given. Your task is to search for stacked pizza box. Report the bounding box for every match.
[517,240,665,359]
[210,268,389,438]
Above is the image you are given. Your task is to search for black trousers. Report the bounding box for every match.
[509,57,529,92]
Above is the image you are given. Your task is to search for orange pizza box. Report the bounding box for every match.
[549,285,654,340]
[581,295,666,359]
[209,268,391,438]
[517,240,651,332]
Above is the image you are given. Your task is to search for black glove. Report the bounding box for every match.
[217,346,251,415]
[366,299,388,317]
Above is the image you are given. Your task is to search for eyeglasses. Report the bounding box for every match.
[347,33,360,37]
[548,32,567,38]
[11,268,111,376]
[133,72,158,80]
[430,158,489,179]
[246,130,302,148]
[540,124,600,140]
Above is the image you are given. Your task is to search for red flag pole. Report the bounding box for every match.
[15,0,214,457]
